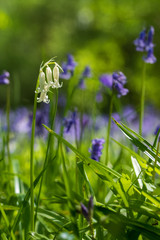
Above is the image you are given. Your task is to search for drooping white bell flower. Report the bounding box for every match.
[46,65,54,87]
[35,70,48,93]
[37,90,50,104]
[52,63,63,88]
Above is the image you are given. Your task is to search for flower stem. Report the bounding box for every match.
[105,91,114,165]
[30,81,39,231]
[35,89,58,224]
[139,62,146,136]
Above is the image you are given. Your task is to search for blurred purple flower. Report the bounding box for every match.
[143,48,156,64]
[99,74,112,89]
[89,138,105,162]
[134,29,146,52]
[81,203,89,222]
[59,63,71,80]
[78,79,86,89]
[60,54,77,80]
[78,66,92,89]
[134,26,156,64]
[82,66,92,78]
[66,54,77,71]
[63,111,77,133]
[146,26,155,50]
[0,71,10,85]
[81,196,93,222]
[112,71,129,98]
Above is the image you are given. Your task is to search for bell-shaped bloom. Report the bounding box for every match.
[0,71,10,85]
[134,29,146,52]
[134,26,156,64]
[60,54,77,80]
[143,48,157,64]
[46,65,54,87]
[63,111,77,133]
[52,63,63,88]
[37,90,50,104]
[99,74,113,89]
[89,138,105,162]
[35,71,48,93]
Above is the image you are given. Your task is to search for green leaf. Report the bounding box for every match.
[113,118,160,163]
[131,156,143,189]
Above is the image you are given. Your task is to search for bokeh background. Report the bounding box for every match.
[0,0,160,110]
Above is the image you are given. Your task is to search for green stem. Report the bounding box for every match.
[6,85,11,173]
[35,89,58,224]
[139,62,146,136]
[105,92,114,166]
[30,82,38,231]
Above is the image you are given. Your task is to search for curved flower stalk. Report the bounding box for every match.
[35,59,63,104]
[30,58,63,232]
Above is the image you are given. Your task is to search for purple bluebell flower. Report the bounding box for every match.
[63,111,77,133]
[134,26,156,64]
[146,26,155,50]
[143,48,157,64]
[99,74,112,89]
[78,78,86,89]
[0,71,10,85]
[81,196,94,222]
[81,203,89,222]
[66,54,77,71]
[89,138,105,162]
[82,66,92,78]
[60,54,77,80]
[59,63,72,80]
[112,71,129,98]
[134,29,146,52]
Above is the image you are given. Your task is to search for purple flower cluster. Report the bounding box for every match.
[112,71,129,97]
[60,54,77,80]
[89,138,105,162]
[99,72,128,98]
[78,66,92,89]
[0,71,10,85]
[134,26,156,64]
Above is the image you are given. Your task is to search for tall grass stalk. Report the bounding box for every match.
[139,62,146,136]
[105,91,114,165]
[35,89,58,224]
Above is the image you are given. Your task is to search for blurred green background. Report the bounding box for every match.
[0,0,160,109]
